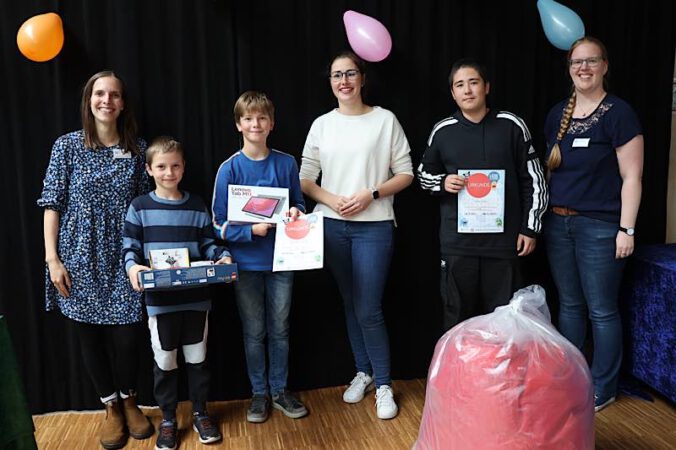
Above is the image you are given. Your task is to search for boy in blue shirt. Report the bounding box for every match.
[211,91,307,423]
[123,136,231,449]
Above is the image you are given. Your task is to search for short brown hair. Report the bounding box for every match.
[146,136,184,165]
[233,91,275,123]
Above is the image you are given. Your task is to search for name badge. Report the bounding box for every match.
[112,148,131,159]
[572,138,590,148]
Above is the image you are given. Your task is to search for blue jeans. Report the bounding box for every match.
[234,270,293,396]
[544,213,625,399]
[324,218,394,388]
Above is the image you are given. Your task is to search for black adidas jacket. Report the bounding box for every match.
[418,109,548,258]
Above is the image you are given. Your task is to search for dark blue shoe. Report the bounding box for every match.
[192,413,222,444]
[155,419,177,450]
[594,394,616,412]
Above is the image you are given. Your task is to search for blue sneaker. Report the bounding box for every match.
[192,413,222,444]
[594,394,616,412]
[155,419,177,450]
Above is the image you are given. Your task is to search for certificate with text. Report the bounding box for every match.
[272,212,324,272]
[457,169,505,233]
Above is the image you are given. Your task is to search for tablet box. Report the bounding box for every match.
[227,185,289,224]
[138,263,238,291]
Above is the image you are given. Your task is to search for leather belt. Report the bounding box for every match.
[551,206,579,216]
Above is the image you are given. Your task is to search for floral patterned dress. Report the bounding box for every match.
[37,130,149,324]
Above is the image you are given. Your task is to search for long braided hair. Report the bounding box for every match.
[547,36,609,172]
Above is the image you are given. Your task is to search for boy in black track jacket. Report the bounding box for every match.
[418,58,548,331]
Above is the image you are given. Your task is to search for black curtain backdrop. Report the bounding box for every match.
[0,0,673,413]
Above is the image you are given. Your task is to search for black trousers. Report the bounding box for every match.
[70,318,141,399]
[149,311,210,415]
[439,255,523,331]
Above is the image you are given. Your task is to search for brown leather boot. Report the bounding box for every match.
[122,394,154,439]
[100,400,127,450]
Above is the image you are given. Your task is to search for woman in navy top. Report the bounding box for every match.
[38,71,152,447]
[543,37,643,412]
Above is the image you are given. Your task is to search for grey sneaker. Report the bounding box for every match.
[247,394,269,423]
[272,390,308,419]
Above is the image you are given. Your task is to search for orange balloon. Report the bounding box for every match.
[17,13,64,62]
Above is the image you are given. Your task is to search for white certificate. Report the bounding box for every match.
[272,212,324,272]
[457,169,505,233]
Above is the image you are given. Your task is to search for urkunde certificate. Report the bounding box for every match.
[272,212,324,272]
[457,169,505,233]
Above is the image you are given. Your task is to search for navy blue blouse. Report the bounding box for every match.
[37,130,149,324]
[544,94,641,222]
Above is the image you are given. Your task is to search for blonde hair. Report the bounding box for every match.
[233,91,275,123]
[547,36,609,172]
[146,136,184,164]
[546,91,576,171]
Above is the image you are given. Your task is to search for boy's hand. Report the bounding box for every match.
[444,174,466,194]
[215,255,233,265]
[252,223,273,237]
[128,264,151,292]
[287,207,303,221]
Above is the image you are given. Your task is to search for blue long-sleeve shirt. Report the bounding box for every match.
[211,149,305,271]
[122,191,230,315]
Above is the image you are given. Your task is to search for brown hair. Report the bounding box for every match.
[80,70,140,155]
[547,36,609,172]
[233,91,275,123]
[146,136,184,165]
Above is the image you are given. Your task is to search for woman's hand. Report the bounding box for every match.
[339,189,373,217]
[444,175,466,194]
[128,264,151,292]
[615,232,635,259]
[327,193,352,214]
[47,258,71,298]
[252,223,273,237]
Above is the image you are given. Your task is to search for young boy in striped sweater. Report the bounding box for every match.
[122,136,231,450]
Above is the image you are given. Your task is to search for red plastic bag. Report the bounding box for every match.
[415,285,594,450]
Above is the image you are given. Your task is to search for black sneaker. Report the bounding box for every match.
[155,420,177,450]
[192,413,222,444]
[272,390,308,419]
[247,394,269,423]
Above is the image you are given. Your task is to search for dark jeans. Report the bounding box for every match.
[439,255,522,331]
[234,270,293,396]
[70,319,141,399]
[544,213,625,399]
[324,218,394,388]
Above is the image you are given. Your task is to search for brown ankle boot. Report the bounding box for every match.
[122,395,154,439]
[100,400,127,450]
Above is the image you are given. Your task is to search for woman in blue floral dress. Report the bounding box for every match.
[38,71,153,449]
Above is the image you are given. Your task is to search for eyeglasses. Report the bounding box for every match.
[329,69,360,81]
[568,57,604,69]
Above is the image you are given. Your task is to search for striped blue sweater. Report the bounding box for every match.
[122,191,230,316]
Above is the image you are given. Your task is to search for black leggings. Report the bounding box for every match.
[70,319,141,399]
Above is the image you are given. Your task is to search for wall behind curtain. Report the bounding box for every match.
[0,0,673,412]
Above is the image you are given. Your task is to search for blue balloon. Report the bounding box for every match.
[537,0,585,51]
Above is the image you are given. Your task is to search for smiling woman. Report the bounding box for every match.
[300,51,414,421]
[543,36,644,413]
[37,70,152,448]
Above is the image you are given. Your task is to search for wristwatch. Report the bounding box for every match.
[619,226,635,236]
[371,187,380,200]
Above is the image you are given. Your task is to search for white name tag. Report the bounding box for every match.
[112,148,131,159]
[572,138,590,148]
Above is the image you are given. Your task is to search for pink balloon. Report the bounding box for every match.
[343,10,392,62]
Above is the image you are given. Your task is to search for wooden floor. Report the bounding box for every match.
[34,379,676,449]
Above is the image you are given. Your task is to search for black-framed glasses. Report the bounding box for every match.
[329,69,360,81]
[568,56,604,69]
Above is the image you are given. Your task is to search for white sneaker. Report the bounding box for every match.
[375,385,398,419]
[343,372,375,403]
